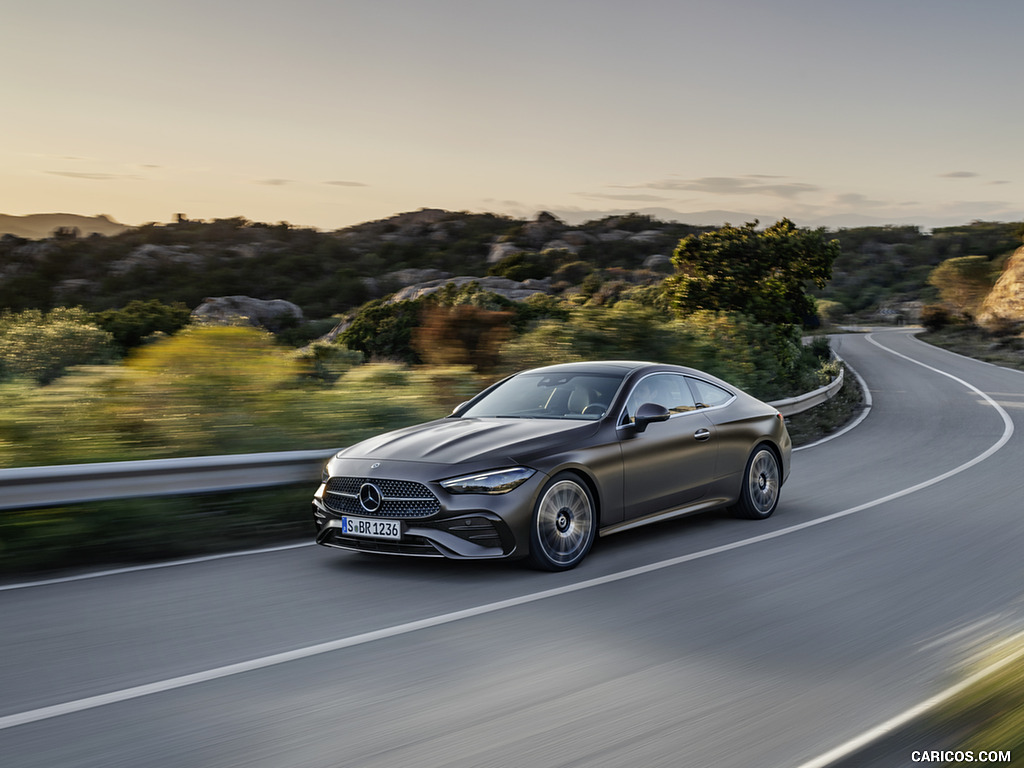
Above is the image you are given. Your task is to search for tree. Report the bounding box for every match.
[93,299,192,352]
[927,255,996,319]
[339,299,425,363]
[666,219,838,326]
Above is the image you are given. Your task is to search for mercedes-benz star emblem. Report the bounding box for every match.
[358,482,383,513]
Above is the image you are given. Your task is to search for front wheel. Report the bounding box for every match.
[528,473,596,571]
[732,445,781,520]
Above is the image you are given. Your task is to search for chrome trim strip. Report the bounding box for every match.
[615,372,736,431]
[325,491,430,503]
[317,541,446,558]
[598,496,731,536]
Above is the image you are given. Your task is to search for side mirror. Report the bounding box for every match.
[633,402,670,433]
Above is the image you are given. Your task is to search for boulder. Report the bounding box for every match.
[628,230,668,244]
[541,239,580,254]
[383,268,452,287]
[487,241,525,264]
[642,254,673,271]
[388,276,551,304]
[109,244,203,276]
[192,296,303,331]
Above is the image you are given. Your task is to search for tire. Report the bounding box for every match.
[528,473,596,571]
[732,445,781,520]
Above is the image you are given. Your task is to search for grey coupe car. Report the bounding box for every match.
[313,361,791,570]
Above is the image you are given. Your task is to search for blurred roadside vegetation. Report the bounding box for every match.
[0,312,835,470]
[921,638,1024,761]
[0,327,481,467]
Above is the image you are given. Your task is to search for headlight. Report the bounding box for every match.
[440,467,536,495]
[322,465,330,484]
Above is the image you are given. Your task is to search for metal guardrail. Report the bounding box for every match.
[0,368,845,510]
[0,450,332,511]
[770,364,845,417]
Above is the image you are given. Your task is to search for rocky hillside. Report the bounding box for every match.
[0,213,128,239]
[977,245,1024,331]
[1,209,1021,330]
[0,209,700,317]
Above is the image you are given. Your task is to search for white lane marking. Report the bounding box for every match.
[0,333,1014,734]
[0,543,314,592]
[794,330,1020,768]
[794,628,1024,768]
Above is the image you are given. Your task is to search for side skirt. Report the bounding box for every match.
[598,496,732,537]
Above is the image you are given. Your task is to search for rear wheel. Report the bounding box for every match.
[528,473,596,571]
[733,445,780,520]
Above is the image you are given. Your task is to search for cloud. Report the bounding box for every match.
[325,180,369,187]
[46,171,140,181]
[574,191,673,203]
[940,171,978,179]
[833,192,887,207]
[614,176,821,199]
[255,178,292,186]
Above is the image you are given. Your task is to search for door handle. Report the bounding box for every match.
[694,428,711,441]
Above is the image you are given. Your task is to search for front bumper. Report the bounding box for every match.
[312,459,545,560]
[313,507,516,558]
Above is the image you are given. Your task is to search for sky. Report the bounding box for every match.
[2,0,1022,231]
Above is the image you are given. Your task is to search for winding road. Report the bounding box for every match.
[2,329,1024,767]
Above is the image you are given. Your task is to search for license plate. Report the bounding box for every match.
[341,516,401,540]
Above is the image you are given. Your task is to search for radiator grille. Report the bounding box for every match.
[324,477,440,518]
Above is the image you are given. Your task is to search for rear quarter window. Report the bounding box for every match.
[686,377,733,408]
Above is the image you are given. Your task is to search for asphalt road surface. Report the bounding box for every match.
[3,329,1023,768]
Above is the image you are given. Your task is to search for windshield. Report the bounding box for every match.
[461,372,625,420]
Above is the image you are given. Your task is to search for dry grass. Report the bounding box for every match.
[920,325,1024,370]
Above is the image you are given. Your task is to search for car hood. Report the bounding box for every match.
[336,417,600,466]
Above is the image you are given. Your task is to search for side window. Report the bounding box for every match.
[686,377,733,408]
[624,373,697,423]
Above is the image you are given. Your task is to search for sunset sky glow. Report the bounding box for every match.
[3,0,1022,230]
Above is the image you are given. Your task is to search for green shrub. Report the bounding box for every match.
[294,340,363,383]
[499,301,698,374]
[339,298,425,363]
[0,307,115,384]
[487,251,554,281]
[93,299,192,352]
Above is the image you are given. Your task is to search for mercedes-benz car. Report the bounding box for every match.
[313,361,791,570]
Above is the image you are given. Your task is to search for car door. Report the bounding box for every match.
[618,373,718,520]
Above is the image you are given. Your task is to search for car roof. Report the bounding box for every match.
[522,360,699,376]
